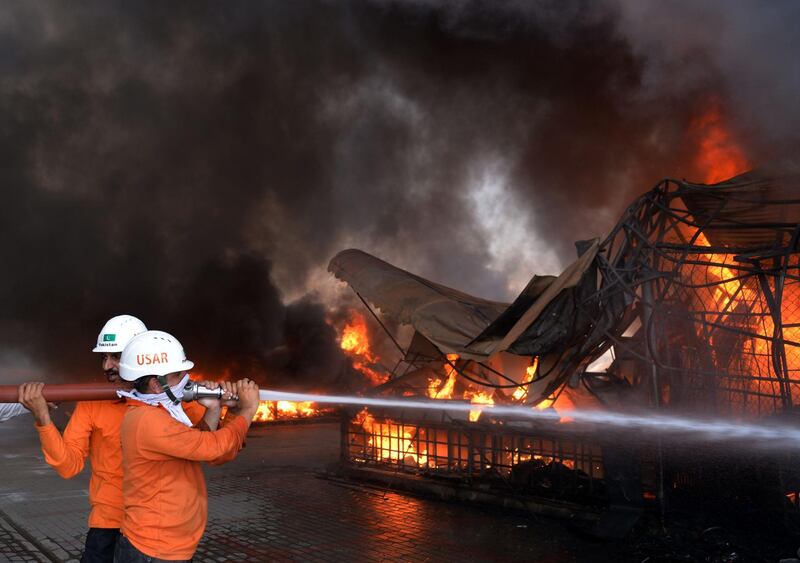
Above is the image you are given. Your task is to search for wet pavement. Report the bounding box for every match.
[0,409,621,562]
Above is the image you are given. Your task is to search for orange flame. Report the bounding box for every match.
[340,312,389,386]
[535,392,574,423]
[689,98,750,183]
[427,354,460,399]
[681,99,800,412]
[512,357,539,401]
[341,313,374,357]
[354,408,428,465]
[687,97,753,317]
[251,400,320,422]
[464,390,494,422]
[687,99,752,311]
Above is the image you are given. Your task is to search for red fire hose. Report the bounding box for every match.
[0,383,122,403]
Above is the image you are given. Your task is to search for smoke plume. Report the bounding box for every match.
[0,1,795,384]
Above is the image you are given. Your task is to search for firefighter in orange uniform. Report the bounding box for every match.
[17,316,214,563]
[113,330,259,562]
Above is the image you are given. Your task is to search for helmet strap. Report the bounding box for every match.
[156,375,181,405]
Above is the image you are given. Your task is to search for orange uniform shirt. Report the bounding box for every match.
[36,399,206,529]
[120,403,248,560]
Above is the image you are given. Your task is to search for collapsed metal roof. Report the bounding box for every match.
[328,241,598,361]
[329,167,800,416]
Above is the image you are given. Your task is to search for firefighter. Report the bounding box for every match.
[17,316,214,563]
[113,330,258,562]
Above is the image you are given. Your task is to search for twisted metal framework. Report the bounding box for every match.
[342,173,800,523]
[356,171,800,420]
[589,173,800,418]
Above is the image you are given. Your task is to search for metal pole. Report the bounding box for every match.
[642,279,666,523]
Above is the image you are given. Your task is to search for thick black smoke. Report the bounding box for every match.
[0,1,795,383]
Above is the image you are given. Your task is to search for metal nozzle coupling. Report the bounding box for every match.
[182,381,239,402]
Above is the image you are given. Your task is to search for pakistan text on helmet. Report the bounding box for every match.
[92,315,147,353]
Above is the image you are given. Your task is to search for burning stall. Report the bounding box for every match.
[327,166,800,525]
[594,170,800,419]
[327,226,614,519]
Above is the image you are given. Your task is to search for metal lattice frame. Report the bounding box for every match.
[343,409,606,505]
[342,174,800,518]
[356,174,800,418]
[589,177,800,418]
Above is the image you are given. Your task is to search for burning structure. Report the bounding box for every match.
[327,166,800,530]
[592,170,800,418]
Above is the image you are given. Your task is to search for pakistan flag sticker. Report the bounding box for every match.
[103,334,117,342]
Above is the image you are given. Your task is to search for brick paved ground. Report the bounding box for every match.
[0,512,49,563]
[0,410,621,562]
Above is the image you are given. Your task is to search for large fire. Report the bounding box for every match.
[353,351,578,465]
[352,100,789,467]
[687,99,753,324]
[682,98,800,412]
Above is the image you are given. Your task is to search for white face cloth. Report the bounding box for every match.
[0,403,29,423]
[117,373,194,427]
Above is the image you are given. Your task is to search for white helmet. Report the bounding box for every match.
[93,315,148,353]
[119,330,195,382]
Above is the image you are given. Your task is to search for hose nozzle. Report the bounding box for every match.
[182,381,238,402]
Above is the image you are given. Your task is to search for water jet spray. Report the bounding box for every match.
[2,383,798,450]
